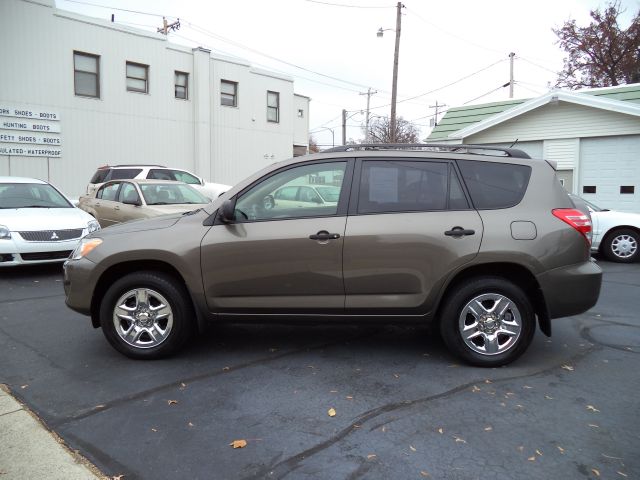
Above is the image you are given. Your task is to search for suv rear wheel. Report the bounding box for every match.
[440,276,535,367]
[99,271,194,359]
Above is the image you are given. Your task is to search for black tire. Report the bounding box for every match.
[602,228,640,263]
[99,271,195,359]
[439,276,536,367]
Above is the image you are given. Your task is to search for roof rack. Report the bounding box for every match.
[105,164,167,168]
[321,143,531,159]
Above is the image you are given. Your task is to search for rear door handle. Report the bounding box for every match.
[444,226,475,237]
[309,230,340,241]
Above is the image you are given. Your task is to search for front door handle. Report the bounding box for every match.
[444,226,475,237]
[309,230,340,241]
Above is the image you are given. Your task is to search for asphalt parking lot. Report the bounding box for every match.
[1,259,639,480]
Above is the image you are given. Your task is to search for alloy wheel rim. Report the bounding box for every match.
[113,288,173,349]
[611,234,637,258]
[458,293,522,356]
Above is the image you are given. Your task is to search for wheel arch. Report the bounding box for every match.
[435,262,551,337]
[599,225,640,252]
[90,260,206,332]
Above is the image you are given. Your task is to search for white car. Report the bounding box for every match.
[87,165,230,200]
[0,177,100,266]
[570,194,640,263]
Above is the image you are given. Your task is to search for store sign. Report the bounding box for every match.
[0,105,62,157]
[0,106,60,121]
[0,145,61,157]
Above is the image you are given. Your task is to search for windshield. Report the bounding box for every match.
[139,183,210,205]
[0,183,72,209]
[315,186,340,202]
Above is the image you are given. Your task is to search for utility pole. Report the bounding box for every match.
[342,109,347,145]
[509,52,515,98]
[359,88,377,142]
[390,2,404,143]
[429,101,447,127]
[157,17,180,35]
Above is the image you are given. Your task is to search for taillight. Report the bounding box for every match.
[552,208,592,245]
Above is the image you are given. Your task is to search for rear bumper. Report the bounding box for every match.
[537,259,602,319]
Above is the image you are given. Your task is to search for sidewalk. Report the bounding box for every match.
[0,385,103,480]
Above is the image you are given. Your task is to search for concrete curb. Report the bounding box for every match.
[0,384,105,480]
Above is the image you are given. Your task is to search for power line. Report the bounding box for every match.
[59,0,170,18]
[368,58,507,110]
[305,0,395,8]
[462,85,507,105]
[518,56,558,75]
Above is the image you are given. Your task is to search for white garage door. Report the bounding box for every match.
[580,135,640,213]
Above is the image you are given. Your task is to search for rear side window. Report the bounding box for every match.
[358,160,466,214]
[105,168,143,181]
[90,169,109,184]
[147,169,176,181]
[457,160,531,209]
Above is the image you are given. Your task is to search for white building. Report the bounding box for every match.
[0,0,310,198]
[428,84,640,212]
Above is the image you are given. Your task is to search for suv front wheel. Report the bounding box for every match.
[99,271,194,359]
[440,276,535,367]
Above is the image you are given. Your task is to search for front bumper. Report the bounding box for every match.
[63,256,100,316]
[538,259,602,319]
[0,238,80,266]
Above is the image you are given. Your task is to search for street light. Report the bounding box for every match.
[317,126,335,148]
[377,2,404,143]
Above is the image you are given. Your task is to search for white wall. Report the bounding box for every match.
[0,0,307,197]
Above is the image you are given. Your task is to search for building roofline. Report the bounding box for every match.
[449,89,640,139]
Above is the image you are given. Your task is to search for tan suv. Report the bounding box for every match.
[63,144,602,367]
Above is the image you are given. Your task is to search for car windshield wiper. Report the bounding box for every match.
[182,208,202,216]
[16,205,53,208]
[148,202,169,205]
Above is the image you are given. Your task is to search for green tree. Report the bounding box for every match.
[554,1,640,88]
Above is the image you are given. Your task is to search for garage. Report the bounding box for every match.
[580,135,640,212]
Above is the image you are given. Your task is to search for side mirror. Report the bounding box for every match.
[219,199,236,223]
[200,177,205,186]
[123,198,142,206]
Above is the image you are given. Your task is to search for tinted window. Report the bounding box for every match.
[171,170,200,184]
[358,161,449,214]
[118,183,140,204]
[139,183,208,205]
[98,183,120,201]
[105,168,143,181]
[457,160,531,209]
[0,183,71,208]
[90,169,109,184]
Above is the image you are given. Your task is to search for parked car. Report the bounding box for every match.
[64,144,602,367]
[569,194,640,263]
[0,176,100,266]
[78,179,210,227]
[87,164,230,200]
[267,184,340,209]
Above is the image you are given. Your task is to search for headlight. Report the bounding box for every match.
[71,238,102,260]
[87,220,101,233]
[0,225,11,240]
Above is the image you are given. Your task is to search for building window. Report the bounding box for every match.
[297,109,304,118]
[620,186,635,194]
[583,186,596,194]
[175,71,188,99]
[126,62,149,93]
[220,80,237,107]
[267,91,279,123]
[74,51,100,98]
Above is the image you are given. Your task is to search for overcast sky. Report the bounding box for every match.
[57,0,639,147]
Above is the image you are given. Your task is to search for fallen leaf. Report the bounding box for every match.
[409,445,417,452]
[592,468,600,477]
[112,475,125,480]
[151,428,157,432]
[393,373,400,378]
[617,471,628,477]
[20,385,28,389]
[420,471,430,477]
[167,400,178,406]
[484,379,492,384]
[518,446,524,452]
[330,390,338,393]
[222,366,230,371]
[328,408,336,417]
[437,428,444,434]
[230,439,247,449]
[528,456,536,462]
[188,422,194,427]
[557,446,565,454]
[454,436,466,444]
[93,404,105,409]
[505,392,515,397]
[536,449,543,456]
[586,405,600,412]
[516,404,524,409]
[561,365,574,371]
[588,424,600,428]
[471,385,481,392]
[545,395,554,400]
[353,424,361,429]
[382,426,387,432]
[180,382,187,389]
[500,402,506,407]
[484,426,492,431]
[367,454,376,460]
[523,385,533,389]
[346,396,353,400]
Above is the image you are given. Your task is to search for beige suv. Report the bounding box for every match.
[64,144,602,367]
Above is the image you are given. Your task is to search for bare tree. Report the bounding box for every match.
[308,136,320,153]
[554,1,640,88]
[367,116,420,144]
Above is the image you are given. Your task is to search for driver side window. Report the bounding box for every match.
[234,162,346,221]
